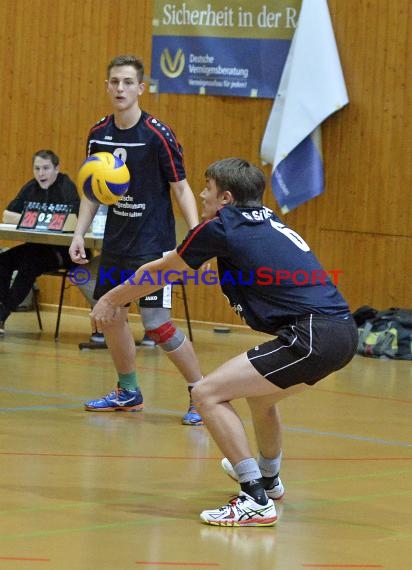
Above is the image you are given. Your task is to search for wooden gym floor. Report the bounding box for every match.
[0,310,411,570]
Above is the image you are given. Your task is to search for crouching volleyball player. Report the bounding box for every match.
[90,158,357,526]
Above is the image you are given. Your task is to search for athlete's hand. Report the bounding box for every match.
[69,235,89,264]
[90,297,120,328]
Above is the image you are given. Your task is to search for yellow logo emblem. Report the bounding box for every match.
[160,48,185,78]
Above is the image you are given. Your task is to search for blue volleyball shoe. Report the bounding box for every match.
[181,401,203,426]
[84,384,144,412]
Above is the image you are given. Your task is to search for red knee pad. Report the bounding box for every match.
[146,321,176,344]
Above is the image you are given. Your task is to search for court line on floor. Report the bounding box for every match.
[302,564,384,568]
[135,563,220,567]
[0,415,410,448]
[1,380,412,406]
[0,387,411,447]
[0,386,94,400]
[0,517,178,542]
[283,425,412,447]
[315,386,412,405]
[0,556,50,562]
[1,450,411,461]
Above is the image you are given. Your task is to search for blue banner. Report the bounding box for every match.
[151,0,300,98]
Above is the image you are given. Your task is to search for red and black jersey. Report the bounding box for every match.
[178,205,351,334]
[86,111,186,256]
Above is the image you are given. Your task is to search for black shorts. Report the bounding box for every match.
[93,251,172,308]
[247,314,358,389]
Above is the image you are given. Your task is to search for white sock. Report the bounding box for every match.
[258,451,282,478]
[234,458,262,484]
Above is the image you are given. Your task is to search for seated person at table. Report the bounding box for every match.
[0,149,80,334]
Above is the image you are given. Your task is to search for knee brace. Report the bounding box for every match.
[146,321,186,352]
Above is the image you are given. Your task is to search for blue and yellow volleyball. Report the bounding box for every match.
[77,152,130,205]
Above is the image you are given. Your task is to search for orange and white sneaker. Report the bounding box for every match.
[221,458,285,500]
[200,492,277,527]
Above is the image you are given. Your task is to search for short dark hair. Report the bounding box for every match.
[205,158,266,207]
[32,149,59,167]
[107,55,144,83]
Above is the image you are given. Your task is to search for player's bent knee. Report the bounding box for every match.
[145,321,185,352]
[190,382,213,410]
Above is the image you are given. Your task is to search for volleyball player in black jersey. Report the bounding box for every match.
[69,55,203,425]
[90,158,358,526]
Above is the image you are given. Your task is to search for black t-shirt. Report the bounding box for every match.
[6,173,80,214]
[177,205,351,334]
[86,111,187,257]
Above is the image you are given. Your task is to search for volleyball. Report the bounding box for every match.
[77,152,130,205]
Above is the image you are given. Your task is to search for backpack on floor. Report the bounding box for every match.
[353,306,412,360]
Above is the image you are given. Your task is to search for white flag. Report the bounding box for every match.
[261,0,349,213]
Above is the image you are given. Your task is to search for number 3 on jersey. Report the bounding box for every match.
[270,219,310,252]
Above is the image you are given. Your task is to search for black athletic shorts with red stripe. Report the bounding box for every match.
[247,314,358,389]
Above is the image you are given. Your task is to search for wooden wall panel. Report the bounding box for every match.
[318,229,411,311]
[0,0,410,327]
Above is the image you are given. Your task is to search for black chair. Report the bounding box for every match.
[33,269,70,341]
[174,279,193,342]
